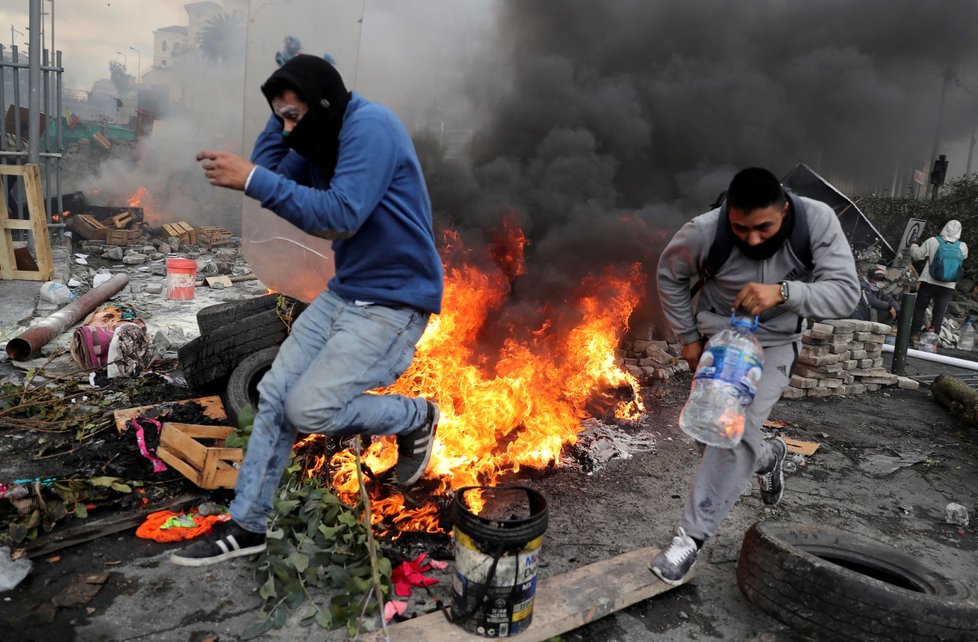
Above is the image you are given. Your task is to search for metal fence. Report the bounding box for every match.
[1,43,64,225]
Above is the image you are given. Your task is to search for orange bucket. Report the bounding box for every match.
[166,258,198,300]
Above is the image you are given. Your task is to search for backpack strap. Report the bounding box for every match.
[689,189,813,297]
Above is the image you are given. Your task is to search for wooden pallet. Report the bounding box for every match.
[106,210,135,229]
[105,228,141,246]
[0,164,55,281]
[71,214,107,241]
[162,221,196,246]
[157,423,243,489]
[198,225,233,248]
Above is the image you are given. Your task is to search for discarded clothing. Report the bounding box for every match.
[132,417,167,473]
[391,553,442,597]
[135,510,231,543]
[70,304,149,377]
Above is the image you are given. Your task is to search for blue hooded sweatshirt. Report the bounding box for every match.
[246,92,444,314]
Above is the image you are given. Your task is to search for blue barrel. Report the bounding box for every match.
[450,485,549,637]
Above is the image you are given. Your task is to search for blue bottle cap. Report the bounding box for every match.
[730,313,759,331]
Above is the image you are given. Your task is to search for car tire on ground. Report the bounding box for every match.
[178,308,288,390]
[737,521,978,641]
[224,345,279,425]
[196,293,280,336]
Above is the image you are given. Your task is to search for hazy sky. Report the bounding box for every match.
[3,1,188,89]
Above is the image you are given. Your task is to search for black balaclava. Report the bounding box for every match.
[730,200,795,261]
[260,54,352,179]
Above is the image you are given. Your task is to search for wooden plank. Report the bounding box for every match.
[784,438,820,456]
[14,494,199,560]
[113,395,227,434]
[371,545,686,642]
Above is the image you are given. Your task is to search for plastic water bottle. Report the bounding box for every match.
[679,315,764,448]
[918,328,939,354]
[959,320,975,351]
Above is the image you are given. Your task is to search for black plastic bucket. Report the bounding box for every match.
[450,485,549,637]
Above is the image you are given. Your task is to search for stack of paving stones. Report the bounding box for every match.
[782,319,919,399]
[622,339,690,384]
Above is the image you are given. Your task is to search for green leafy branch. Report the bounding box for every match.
[243,468,392,639]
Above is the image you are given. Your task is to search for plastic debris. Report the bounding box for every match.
[0,546,32,592]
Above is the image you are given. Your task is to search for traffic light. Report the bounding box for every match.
[930,154,949,187]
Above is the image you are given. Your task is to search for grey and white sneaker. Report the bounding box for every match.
[395,400,439,486]
[758,436,788,505]
[649,527,699,585]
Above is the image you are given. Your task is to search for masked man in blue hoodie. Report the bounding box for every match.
[174,55,444,567]
[652,167,859,585]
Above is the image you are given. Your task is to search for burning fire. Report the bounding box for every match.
[126,186,163,226]
[320,220,647,536]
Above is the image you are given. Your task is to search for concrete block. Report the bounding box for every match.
[872,357,884,368]
[797,352,841,367]
[811,322,837,335]
[820,378,844,388]
[847,383,866,394]
[860,375,899,385]
[781,386,806,399]
[850,349,868,360]
[858,359,875,368]
[789,375,818,389]
[830,333,854,346]
[897,377,920,390]
[808,386,833,398]
[851,367,889,377]
[802,344,833,357]
[803,330,833,344]
[792,363,826,379]
[821,319,855,334]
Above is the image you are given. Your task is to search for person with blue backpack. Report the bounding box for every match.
[909,220,968,345]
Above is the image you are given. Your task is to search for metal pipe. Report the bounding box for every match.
[882,343,978,372]
[28,0,41,164]
[6,273,130,360]
[891,292,916,376]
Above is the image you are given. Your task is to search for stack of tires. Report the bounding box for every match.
[178,294,304,422]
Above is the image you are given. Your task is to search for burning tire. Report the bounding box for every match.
[179,309,288,390]
[196,293,280,336]
[737,521,978,641]
[224,345,279,424]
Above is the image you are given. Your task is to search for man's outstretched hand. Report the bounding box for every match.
[197,150,254,191]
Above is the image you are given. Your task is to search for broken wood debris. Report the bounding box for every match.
[112,395,228,434]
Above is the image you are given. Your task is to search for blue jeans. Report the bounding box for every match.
[229,289,431,533]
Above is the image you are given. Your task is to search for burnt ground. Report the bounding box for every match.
[0,347,976,641]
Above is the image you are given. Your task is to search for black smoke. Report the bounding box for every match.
[419,0,978,336]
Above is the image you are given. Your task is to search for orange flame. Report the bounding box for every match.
[325,225,647,536]
[127,186,147,208]
[126,186,164,226]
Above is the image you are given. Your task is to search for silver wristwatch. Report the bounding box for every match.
[779,281,789,303]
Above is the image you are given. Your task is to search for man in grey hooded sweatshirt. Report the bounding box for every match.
[909,220,968,344]
[651,167,859,585]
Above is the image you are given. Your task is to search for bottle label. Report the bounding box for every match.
[693,345,763,400]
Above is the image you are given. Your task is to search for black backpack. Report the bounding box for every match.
[690,190,814,296]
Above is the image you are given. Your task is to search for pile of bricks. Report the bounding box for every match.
[622,339,689,383]
[782,319,918,399]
